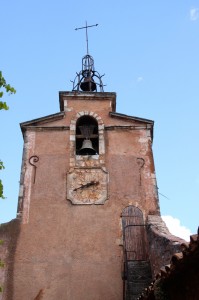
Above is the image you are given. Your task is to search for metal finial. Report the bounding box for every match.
[72,22,104,92]
[75,22,98,55]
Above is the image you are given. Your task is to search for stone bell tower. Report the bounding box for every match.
[0,33,184,300]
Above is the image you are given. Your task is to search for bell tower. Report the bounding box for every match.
[0,25,185,300]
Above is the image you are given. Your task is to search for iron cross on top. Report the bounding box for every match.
[75,22,98,55]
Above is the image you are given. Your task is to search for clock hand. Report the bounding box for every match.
[73,185,83,191]
[83,181,99,188]
[73,181,99,191]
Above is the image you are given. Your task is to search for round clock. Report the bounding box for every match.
[67,168,108,205]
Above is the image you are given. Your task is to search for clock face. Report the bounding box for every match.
[67,168,108,205]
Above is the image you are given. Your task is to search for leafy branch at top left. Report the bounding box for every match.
[0,71,16,110]
[0,71,16,198]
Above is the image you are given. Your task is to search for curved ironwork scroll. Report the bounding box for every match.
[29,155,39,184]
[136,158,145,186]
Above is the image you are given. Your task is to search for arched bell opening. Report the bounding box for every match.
[76,116,99,155]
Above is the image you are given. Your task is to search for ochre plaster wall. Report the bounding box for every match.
[5,94,159,300]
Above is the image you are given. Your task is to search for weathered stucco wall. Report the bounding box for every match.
[147,215,185,276]
[0,220,20,300]
[1,92,175,300]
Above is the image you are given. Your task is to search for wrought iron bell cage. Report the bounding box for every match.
[72,54,104,92]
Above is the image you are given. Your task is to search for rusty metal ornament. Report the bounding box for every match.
[136,157,145,168]
[29,155,39,184]
[137,158,145,186]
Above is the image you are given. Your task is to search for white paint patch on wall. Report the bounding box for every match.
[22,131,36,224]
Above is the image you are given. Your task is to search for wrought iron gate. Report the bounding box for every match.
[122,206,152,300]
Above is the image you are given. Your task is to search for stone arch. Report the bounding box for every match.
[76,115,99,155]
[69,111,105,168]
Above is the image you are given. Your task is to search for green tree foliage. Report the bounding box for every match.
[0,71,16,198]
[0,71,16,110]
[0,161,5,199]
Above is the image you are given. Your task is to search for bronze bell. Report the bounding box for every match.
[80,74,96,92]
[80,69,96,92]
[78,139,97,155]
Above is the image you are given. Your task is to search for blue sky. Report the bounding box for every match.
[1,1,199,240]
